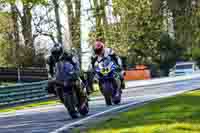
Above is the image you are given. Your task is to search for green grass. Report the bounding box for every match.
[81,90,200,133]
[90,90,101,97]
[90,83,101,97]
[0,82,16,87]
[0,100,60,113]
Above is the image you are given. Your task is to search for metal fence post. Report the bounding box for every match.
[17,67,21,83]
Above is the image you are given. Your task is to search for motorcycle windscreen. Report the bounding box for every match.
[97,58,116,78]
[103,57,111,66]
[55,61,75,81]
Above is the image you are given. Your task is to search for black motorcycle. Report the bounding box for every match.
[47,61,89,119]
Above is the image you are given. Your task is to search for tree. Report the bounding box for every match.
[158,32,184,75]
[65,0,81,49]
[0,0,48,67]
[89,0,108,41]
[152,0,200,60]
[0,11,17,67]
[52,0,62,44]
[104,0,164,65]
[87,0,190,76]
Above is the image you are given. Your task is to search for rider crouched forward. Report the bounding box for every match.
[46,44,86,100]
[91,41,125,90]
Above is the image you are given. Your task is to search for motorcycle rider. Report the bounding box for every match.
[46,43,80,79]
[91,40,125,90]
[46,43,86,99]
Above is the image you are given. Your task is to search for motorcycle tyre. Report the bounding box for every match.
[63,92,79,119]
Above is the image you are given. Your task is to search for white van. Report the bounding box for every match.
[169,61,200,77]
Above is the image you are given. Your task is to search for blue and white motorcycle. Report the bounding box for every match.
[95,56,122,105]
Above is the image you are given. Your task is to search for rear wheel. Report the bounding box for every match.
[69,112,79,119]
[113,88,122,105]
[113,96,121,105]
[47,81,57,95]
[112,78,122,105]
[56,88,64,103]
[79,101,89,116]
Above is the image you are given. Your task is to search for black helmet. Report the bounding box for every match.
[51,43,63,61]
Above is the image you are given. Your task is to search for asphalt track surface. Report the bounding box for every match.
[0,78,200,133]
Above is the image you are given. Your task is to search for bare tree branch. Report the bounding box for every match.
[12,4,22,19]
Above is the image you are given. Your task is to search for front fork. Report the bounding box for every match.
[73,79,88,109]
[98,77,121,96]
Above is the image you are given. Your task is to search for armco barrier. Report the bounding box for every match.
[126,73,200,88]
[0,80,49,107]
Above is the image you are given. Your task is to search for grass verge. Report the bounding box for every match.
[90,90,101,97]
[0,99,60,113]
[78,90,200,133]
[0,82,16,87]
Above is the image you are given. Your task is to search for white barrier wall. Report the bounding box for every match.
[126,73,200,88]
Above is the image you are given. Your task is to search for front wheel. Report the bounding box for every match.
[101,81,113,106]
[63,92,78,119]
[104,94,112,106]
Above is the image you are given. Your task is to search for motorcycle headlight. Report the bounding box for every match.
[100,68,111,75]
